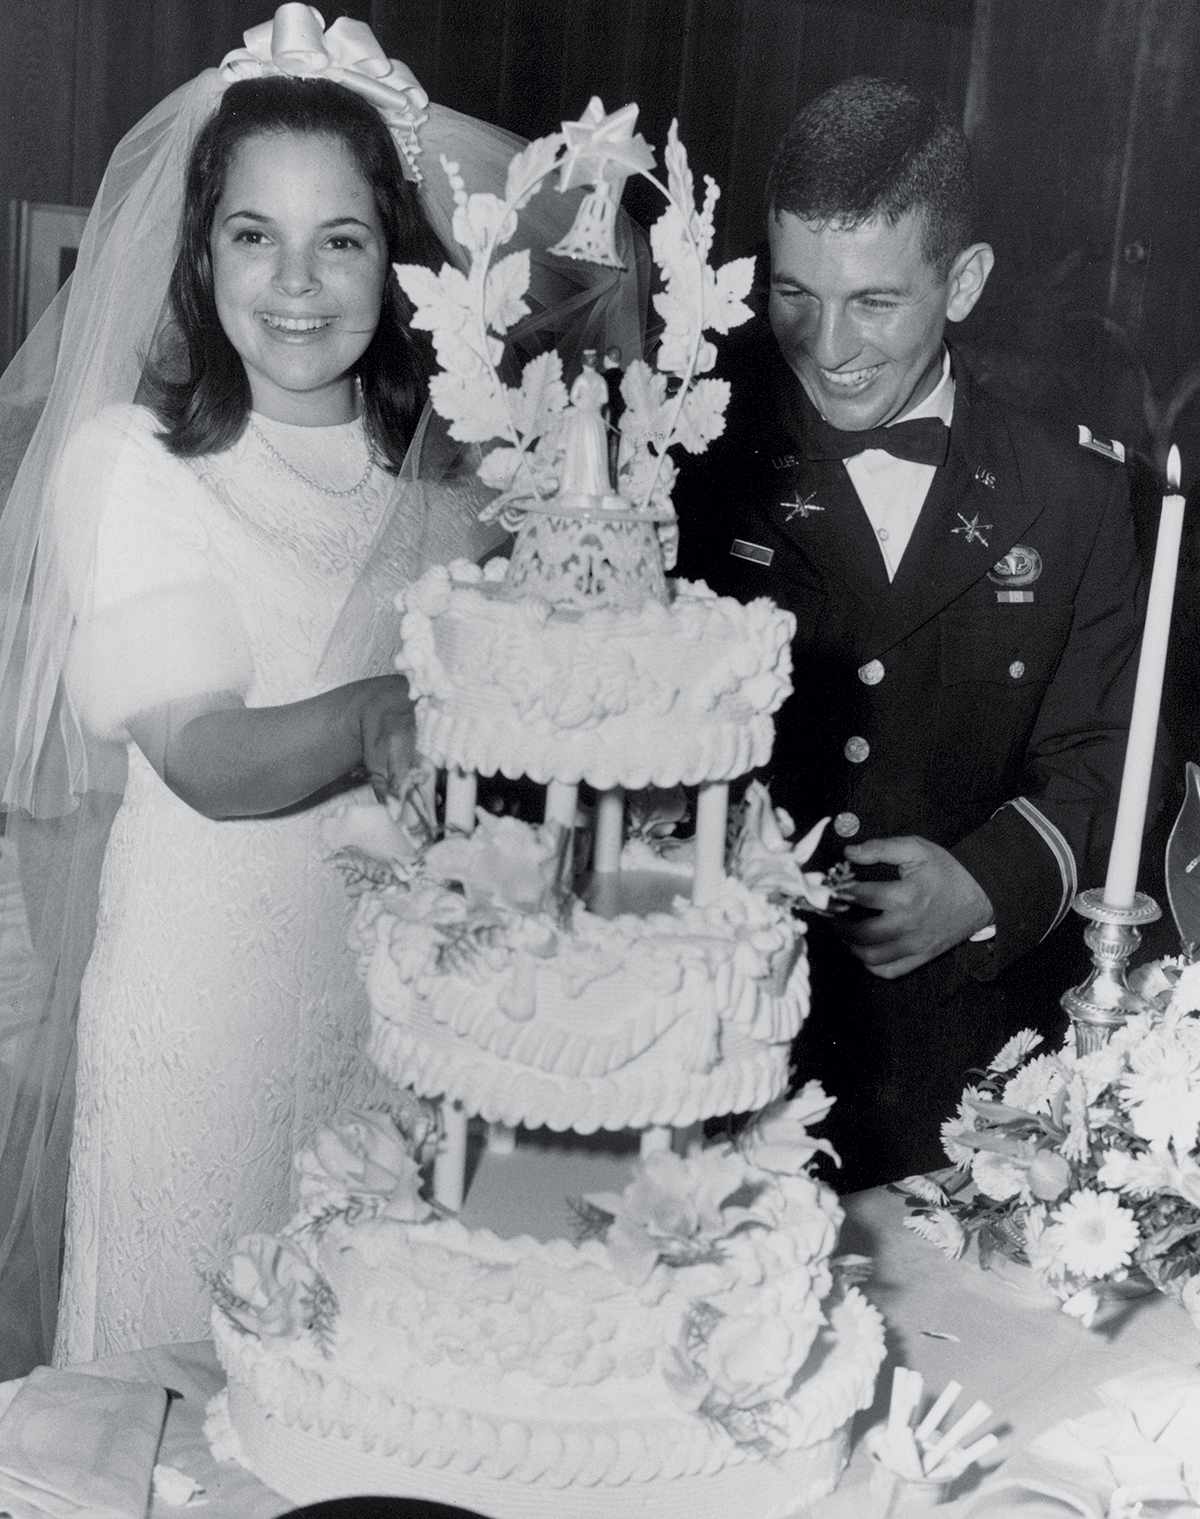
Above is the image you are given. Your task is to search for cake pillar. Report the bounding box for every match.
[434,1100,469,1210]
[593,787,625,874]
[640,1126,671,1157]
[544,780,579,830]
[445,767,478,833]
[692,782,729,905]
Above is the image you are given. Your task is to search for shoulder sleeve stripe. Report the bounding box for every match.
[1008,796,1078,935]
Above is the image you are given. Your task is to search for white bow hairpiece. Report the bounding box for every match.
[220,3,429,181]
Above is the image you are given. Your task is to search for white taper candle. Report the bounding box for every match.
[1103,445,1185,908]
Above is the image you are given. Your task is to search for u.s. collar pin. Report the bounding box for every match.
[973,464,997,488]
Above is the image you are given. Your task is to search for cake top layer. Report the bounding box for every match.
[392,558,797,789]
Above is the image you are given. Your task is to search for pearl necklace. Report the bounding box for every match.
[248,417,376,498]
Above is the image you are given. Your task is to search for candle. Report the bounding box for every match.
[1103,445,1185,908]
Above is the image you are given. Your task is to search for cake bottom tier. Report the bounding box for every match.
[210,1379,851,1519]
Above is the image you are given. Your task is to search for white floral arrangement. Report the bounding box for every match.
[576,1084,876,1453]
[732,781,840,913]
[896,962,1200,1330]
[393,96,755,538]
[210,1094,442,1353]
[323,774,842,973]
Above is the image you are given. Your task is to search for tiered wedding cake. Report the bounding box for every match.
[208,98,885,1517]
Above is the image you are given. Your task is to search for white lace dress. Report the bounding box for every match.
[52,404,486,1364]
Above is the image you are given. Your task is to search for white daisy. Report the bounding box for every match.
[1169,959,1200,1015]
[902,1208,966,1260]
[1128,956,1179,1005]
[1096,1147,1174,1195]
[989,1028,1043,1074]
[971,1150,1030,1203]
[1050,1190,1139,1279]
[1059,1285,1101,1328]
[1061,1076,1093,1164]
[896,1175,949,1205]
[941,1084,985,1168]
[1072,1043,1125,1103]
[1122,1071,1200,1153]
[1002,1053,1065,1115]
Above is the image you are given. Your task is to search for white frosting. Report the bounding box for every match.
[353,874,809,1130]
[213,1169,885,1509]
[210,537,889,1518]
[396,563,796,789]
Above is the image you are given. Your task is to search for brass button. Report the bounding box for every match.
[857,659,885,686]
[844,735,870,764]
[833,811,860,838]
[1008,660,1026,680]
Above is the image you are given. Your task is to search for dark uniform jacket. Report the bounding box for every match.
[677,330,1149,1189]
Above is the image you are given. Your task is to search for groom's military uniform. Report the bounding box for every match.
[677,329,1149,1189]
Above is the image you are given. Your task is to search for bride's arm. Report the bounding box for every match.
[127,675,415,820]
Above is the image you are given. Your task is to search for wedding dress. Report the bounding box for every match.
[0,8,649,1375]
[52,405,490,1362]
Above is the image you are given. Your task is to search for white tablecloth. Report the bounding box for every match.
[11,1185,1198,1517]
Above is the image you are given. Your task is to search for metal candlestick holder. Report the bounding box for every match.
[1060,887,1161,1054]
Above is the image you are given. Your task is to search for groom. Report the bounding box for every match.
[678,76,1152,1189]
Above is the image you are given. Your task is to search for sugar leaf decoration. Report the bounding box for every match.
[393,100,754,528]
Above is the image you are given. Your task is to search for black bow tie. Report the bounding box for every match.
[805,415,950,467]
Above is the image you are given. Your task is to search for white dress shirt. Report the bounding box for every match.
[843,350,954,581]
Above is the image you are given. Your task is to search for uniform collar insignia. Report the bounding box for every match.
[951,511,992,548]
[781,493,823,522]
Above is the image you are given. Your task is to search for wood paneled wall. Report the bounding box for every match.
[2,0,1199,474]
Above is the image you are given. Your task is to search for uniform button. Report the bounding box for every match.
[844,735,870,763]
[1008,659,1026,680]
[857,658,885,686]
[833,811,860,838]
[876,527,889,542]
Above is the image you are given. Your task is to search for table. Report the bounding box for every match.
[11,1185,1197,1518]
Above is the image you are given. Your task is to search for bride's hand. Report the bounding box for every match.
[351,675,418,805]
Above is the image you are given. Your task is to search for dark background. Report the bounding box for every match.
[2,0,1198,864]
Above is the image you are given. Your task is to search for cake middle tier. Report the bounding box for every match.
[396,561,797,789]
[351,871,809,1132]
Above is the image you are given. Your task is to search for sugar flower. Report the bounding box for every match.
[738,1082,838,1173]
[424,812,569,917]
[320,781,432,864]
[295,1108,433,1224]
[1050,1190,1139,1280]
[732,781,833,910]
[586,1147,751,1285]
[222,1235,328,1341]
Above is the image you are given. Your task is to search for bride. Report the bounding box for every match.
[0,7,646,1371]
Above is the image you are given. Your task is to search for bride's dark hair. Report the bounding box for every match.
[142,74,446,471]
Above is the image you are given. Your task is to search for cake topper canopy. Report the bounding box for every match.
[394,97,755,610]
